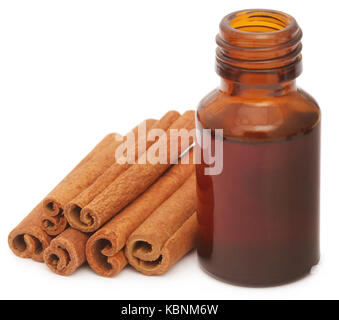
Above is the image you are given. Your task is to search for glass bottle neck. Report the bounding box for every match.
[220,78,297,98]
[216,10,303,87]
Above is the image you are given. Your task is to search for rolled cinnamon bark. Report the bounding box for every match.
[65,111,180,231]
[8,203,52,262]
[43,228,89,276]
[125,174,198,275]
[41,120,155,236]
[74,110,195,233]
[86,149,194,277]
[41,214,68,238]
[8,131,128,260]
[87,239,128,277]
[41,132,124,235]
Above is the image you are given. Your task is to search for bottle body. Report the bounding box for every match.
[196,9,321,286]
[196,87,320,286]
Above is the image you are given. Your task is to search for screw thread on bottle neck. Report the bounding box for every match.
[216,9,303,84]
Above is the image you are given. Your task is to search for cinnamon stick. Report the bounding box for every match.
[8,203,52,262]
[8,131,128,260]
[43,228,89,276]
[41,120,154,236]
[125,174,197,275]
[86,149,194,277]
[65,111,180,231]
[41,132,123,235]
[87,241,128,277]
[73,110,195,233]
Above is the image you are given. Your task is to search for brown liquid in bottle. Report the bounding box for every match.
[196,10,321,286]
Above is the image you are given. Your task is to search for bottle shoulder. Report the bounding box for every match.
[196,87,320,142]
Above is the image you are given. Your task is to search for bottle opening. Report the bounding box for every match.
[229,10,290,33]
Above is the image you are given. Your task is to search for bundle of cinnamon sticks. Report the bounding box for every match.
[8,110,198,277]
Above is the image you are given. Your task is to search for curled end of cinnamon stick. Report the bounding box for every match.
[8,203,52,262]
[65,203,98,233]
[41,197,68,235]
[41,215,68,236]
[125,213,198,276]
[86,234,127,277]
[43,228,89,276]
[42,197,63,217]
[44,246,72,275]
[8,228,51,262]
[125,235,168,276]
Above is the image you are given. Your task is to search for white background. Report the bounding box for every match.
[0,0,338,300]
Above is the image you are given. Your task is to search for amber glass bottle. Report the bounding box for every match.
[196,9,321,286]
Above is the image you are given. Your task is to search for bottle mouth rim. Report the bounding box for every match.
[219,9,300,47]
